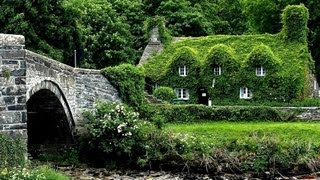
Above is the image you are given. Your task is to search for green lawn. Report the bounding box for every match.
[166,121,320,145]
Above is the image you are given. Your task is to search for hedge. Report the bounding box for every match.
[140,104,298,123]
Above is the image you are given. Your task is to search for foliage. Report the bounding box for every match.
[143,16,172,45]
[201,44,239,100]
[153,86,176,102]
[281,5,309,43]
[144,5,313,103]
[38,147,79,166]
[102,64,145,108]
[167,122,320,175]
[83,102,143,164]
[240,0,281,34]
[240,0,320,81]
[0,166,68,180]
[0,134,26,168]
[139,104,297,123]
[0,0,81,64]
[160,47,201,103]
[64,0,137,68]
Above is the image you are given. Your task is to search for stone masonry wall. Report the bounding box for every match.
[74,69,120,128]
[0,34,27,137]
[0,33,120,137]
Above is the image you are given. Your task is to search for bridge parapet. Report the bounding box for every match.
[0,33,120,140]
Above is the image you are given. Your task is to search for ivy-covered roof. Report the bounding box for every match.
[143,34,313,82]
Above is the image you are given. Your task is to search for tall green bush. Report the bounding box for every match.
[281,4,309,43]
[0,134,26,168]
[102,64,145,109]
[153,86,176,102]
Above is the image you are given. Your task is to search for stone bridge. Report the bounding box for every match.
[0,34,120,150]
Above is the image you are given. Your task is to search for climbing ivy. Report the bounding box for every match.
[144,5,313,104]
[281,4,309,43]
[102,64,145,109]
[160,47,201,103]
[143,16,172,45]
[201,44,240,101]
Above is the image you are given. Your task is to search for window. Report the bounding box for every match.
[179,66,188,76]
[256,66,266,76]
[240,87,252,99]
[175,88,189,100]
[213,66,221,75]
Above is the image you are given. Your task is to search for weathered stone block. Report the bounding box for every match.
[8,105,26,111]
[12,69,26,76]
[3,96,15,105]
[17,96,26,103]
[15,77,26,85]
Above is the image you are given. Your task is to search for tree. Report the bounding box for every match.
[0,0,81,65]
[65,0,137,68]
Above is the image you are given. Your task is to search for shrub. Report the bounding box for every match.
[102,64,145,109]
[153,86,176,102]
[0,134,26,168]
[281,4,309,43]
[139,104,297,123]
[83,102,143,163]
[0,166,68,180]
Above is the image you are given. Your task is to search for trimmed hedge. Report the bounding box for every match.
[102,64,145,109]
[0,134,26,168]
[140,104,298,123]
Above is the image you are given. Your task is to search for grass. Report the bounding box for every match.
[166,121,320,145]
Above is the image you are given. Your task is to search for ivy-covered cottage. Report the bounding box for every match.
[142,5,317,104]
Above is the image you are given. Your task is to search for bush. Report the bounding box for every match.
[0,134,26,168]
[281,4,309,43]
[153,86,176,102]
[0,166,68,180]
[102,64,145,109]
[139,104,297,123]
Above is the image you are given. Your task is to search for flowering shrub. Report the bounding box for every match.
[0,166,68,180]
[83,102,149,164]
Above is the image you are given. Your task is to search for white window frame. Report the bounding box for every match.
[240,87,252,99]
[175,88,189,100]
[256,66,266,76]
[213,66,221,76]
[179,65,188,76]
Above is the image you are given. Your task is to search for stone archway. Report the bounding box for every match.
[26,80,75,157]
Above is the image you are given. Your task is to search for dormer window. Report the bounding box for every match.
[240,87,252,99]
[214,66,221,75]
[256,66,266,76]
[179,65,188,76]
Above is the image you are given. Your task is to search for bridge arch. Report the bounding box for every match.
[26,80,75,156]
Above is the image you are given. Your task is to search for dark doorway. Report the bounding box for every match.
[27,89,73,157]
[198,88,209,105]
